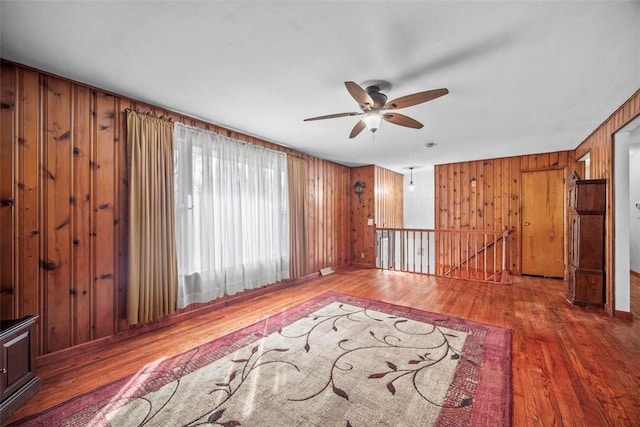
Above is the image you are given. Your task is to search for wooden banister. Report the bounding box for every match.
[375,227,511,284]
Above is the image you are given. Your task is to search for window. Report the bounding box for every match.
[173,124,289,308]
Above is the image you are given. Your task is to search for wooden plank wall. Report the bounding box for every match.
[574,89,640,314]
[307,158,351,274]
[374,166,403,228]
[0,60,352,356]
[349,166,376,267]
[435,151,574,276]
[349,165,403,267]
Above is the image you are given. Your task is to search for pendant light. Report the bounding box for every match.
[408,167,415,193]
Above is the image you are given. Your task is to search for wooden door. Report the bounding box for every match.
[521,170,564,277]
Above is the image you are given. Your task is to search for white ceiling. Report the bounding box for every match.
[1,1,639,173]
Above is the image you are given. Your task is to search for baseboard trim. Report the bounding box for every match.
[614,310,634,321]
[351,262,375,269]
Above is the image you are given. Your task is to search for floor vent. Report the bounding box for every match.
[319,266,335,276]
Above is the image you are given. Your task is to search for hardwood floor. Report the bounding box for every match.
[5,268,640,426]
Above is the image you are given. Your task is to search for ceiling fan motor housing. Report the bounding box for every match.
[365,86,388,110]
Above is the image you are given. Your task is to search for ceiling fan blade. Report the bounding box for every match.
[385,88,449,110]
[345,81,374,109]
[304,112,360,122]
[349,120,367,138]
[382,113,424,129]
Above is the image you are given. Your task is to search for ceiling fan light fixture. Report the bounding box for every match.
[363,111,381,133]
[303,81,448,139]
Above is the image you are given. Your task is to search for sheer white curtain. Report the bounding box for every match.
[174,123,289,309]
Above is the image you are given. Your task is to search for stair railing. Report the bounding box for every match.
[375,227,511,283]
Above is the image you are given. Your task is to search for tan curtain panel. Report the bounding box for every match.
[287,156,308,278]
[126,110,178,325]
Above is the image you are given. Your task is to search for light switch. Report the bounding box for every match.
[367,218,374,226]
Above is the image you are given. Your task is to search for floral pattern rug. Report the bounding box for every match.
[13,292,511,426]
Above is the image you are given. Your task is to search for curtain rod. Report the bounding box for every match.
[175,122,289,157]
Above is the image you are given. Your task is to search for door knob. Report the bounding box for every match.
[524,222,530,226]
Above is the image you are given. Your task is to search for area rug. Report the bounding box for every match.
[12,292,511,426]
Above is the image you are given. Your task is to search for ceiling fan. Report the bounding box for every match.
[303,81,449,138]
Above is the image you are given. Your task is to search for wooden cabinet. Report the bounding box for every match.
[567,179,606,307]
[0,315,40,422]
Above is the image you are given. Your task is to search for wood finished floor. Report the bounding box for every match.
[5,268,640,426]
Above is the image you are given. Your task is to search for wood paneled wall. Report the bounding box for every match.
[374,166,404,228]
[349,165,403,267]
[349,166,376,267]
[574,89,640,314]
[0,60,353,356]
[0,68,130,354]
[435,151,574,276]
[307,158,351,273]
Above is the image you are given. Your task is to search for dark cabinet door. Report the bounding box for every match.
[0,315,40,421]
[567,179,606,308]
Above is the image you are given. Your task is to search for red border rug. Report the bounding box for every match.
[11,292,511,426]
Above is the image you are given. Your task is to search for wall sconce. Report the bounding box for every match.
[354,181,366,202]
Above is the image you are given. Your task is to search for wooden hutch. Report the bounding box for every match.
[567,177,606,307]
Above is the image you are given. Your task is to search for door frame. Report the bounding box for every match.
[613,116,640,316]
[519,167,568,279]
